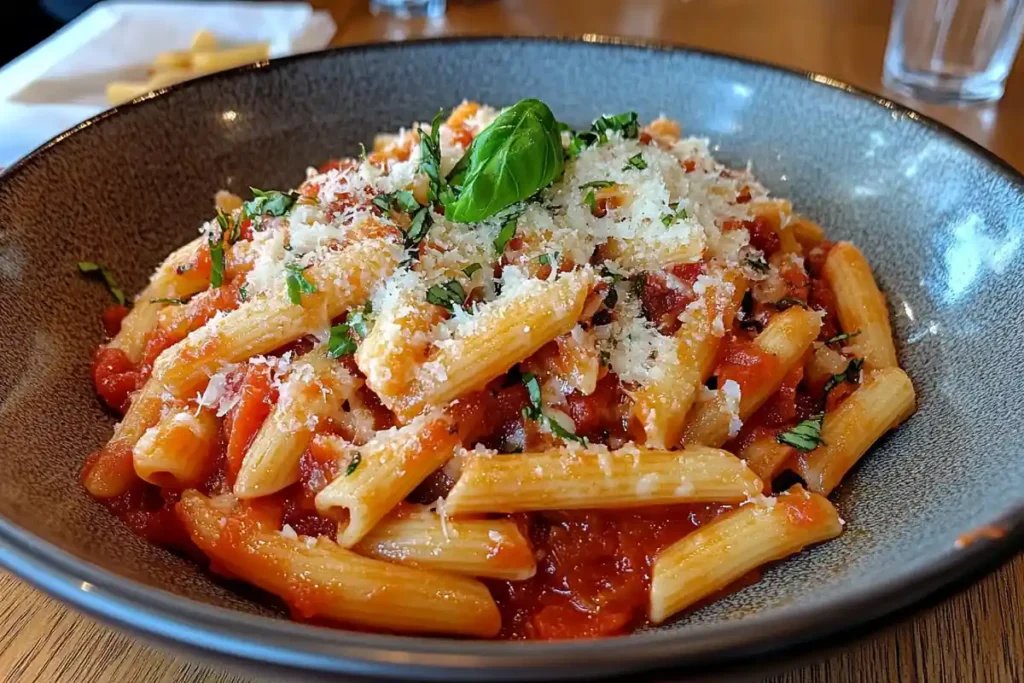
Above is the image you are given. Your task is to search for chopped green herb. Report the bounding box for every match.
[822,358,864,395]
[215,210,240,245]
[660,201,689,226]
[826,330,861,345]
[327,323,358,358]
[346,303,373,338]
[243,188,298,219]
[426,279,467,312]
[284,262,316,305]
[520,372,584,443]
[777,414,825,452]
[583,189,597,212]
[567,130,600,158]
[775,297,807,311]
[419,109,445,204]
[623,152,647,171]
[372,189,420,215]
[77,261,127,306]
[579,180,615,190]
[745,255,770,273]
[494,210,521,254]
[208,229,225,289]
[149,297,188,305]
[404,206,433,250]
[592,111,640,142]
[238,284,250,302]
[462,263,482,278]
[538,253,552,266]
[345,451,362,476]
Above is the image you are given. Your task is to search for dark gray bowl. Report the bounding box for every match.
[0,37,1022,681]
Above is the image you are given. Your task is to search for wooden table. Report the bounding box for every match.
[3,1,1022,681]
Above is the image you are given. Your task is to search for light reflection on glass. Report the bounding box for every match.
[221,110,238,123]
[943,214,1021,301]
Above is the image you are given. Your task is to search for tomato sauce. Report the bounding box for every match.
[489,505,726,640]
[714,333,780,397]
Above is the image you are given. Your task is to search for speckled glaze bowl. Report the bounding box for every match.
[0,38,1022,681]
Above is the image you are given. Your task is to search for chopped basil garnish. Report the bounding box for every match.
[404,206,433,251]
[426,279,467,312]
[346,302,373,338]
[661,201,689,226]
[462,263,482,278]
[327,323,358,358]
[826,330,861,345]
[592,111,640,142]
[822,358,864,395]
[442,99,564,224]
[777,414,825,452]
[567,130,600,158]
[521,372,584,443]
[623,152,647,171]
[208,229,225,289]
[345,451,362,476]
[215,210,239,245]
[538,253,552,266]
[579,180,615,190]
[77,261,126,306]
[583,189,597,212]
[494,210,520,254]
[419,109,446,204]
[745,255,770,273]
[775,297,807,311]
[243,188,298,218]
[372,189,420,215]
[238,284,250,302]
[284,262,316,305]
[149,297,187,305]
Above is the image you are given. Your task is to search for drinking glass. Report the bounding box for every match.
[369,0,446,19]
[883,0,1024,103]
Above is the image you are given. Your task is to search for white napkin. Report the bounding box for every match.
[0,1,337,167]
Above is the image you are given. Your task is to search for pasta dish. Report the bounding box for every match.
[80,100,916,639]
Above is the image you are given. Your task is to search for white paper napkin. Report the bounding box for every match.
[0,1,337,167]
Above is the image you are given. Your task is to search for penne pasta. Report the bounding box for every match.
[683,306,822,448]
[739,433,795,485]
[648,486,843,623]
[792,367,916,495]
[315,408,465,547]
[133,406,219,488]
[191,43,270,74]
[444,445,763,514]
[153,238,399,398]
[823,241,898,369]
[177,491,500,637]
[234,350,357,499]
[353,505,536,580]
[389,267,596,420]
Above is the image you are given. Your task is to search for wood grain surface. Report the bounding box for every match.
[3,1,1022,681]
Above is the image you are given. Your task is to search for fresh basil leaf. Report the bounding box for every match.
[419,109,445,203]
[579,180,615,190]
[327,323,358,358]
[826,330,861,345]
[775,297,807,311]
[149,297,187,305]
[404,206,433,252]
[745,255,770,273]
[243,188,298,218]
[238,284,250,302]
[538,253,552,266]
[776,414,825,452]
[592,111,640,142]
[822,358,864,395]
[345,451,362,476]
[374,189,420,215]
[208,229,225,289]
[462,263,482,278]
[582,189,597,212]
[215,210,240,245]
[441,99,564,224]
[520,372,583,443]
[623,152,647,171]
[284,262,316,305]
[77,261,127,306]
[494,210,521,254]
[568,130,599,158]
[426,279,466,312]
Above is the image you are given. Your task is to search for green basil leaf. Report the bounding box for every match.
[826,330,861,345]
[568,130,599,158]
[592,111,640,141]
[822,358,864,395]
[494,210,521,254]
[623,152,647,171]
[238,284,250,302]
[243,188,297,218]
[345,451,362,476]
[405,206,433,250]
[327,323,358,358]
[538,253,551,266]
[776,414,825,452]
[419,109,445,203]
[208,229,225,289]
[78,261,127,306]
[374,189,421,215]
[462,263,482,278]
[149,297,188,305]
[579,180,615,190]
[520,372,584,443]
[583,189,597,212]
[441,99,564,224]
[426,279,467,312]
[284,262,316,305]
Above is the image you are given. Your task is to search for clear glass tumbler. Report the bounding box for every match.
[884,0,1024,103]
[369,0,446,19]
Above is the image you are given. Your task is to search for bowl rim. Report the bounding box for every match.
[0,35,1022,681]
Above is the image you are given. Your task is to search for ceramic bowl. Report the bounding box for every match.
[0,38,1021,681]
